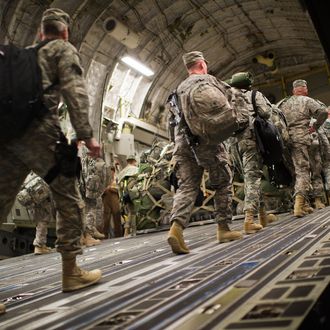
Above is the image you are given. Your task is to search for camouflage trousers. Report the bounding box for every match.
[309,145,324,198]
[290,142,311,197]
[237,138,264,212]
[85,197,104,233]
[323,160,330,191]
[170,143,232,228]
[28,203,54,247]
[0,113,84,256]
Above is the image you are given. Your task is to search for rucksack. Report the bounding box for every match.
[251,90,284,165]
[0,41,51,141]
[178,74,240,143]
[17,172,51,208]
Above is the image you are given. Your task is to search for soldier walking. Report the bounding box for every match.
[229,72,277,232]
[278,80,328,217]
[167,51,242,255]
[0,8,102,301]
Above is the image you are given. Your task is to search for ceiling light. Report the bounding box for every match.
[121,56,154,77]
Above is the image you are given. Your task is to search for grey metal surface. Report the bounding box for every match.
[0,208,329,330]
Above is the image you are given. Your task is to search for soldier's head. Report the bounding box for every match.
[182,51,208,75]
[40,8,71,41]
[292,79,308,96]
[126,155,137,166]
[230,72,254,90]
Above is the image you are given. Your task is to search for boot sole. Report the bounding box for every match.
[167,236,189,255]
[244,229,262,234]
[218,236,242,243]
[62,274,102,292]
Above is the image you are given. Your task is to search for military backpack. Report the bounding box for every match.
[0,40,52,141]
[178,74,240,144]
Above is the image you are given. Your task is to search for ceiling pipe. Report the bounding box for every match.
[103,17,140,49]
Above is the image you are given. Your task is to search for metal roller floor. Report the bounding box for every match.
[0,208,329,330]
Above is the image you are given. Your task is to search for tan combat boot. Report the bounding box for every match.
[314,197,325,209]
[123,227,130,238]
[293,194,306,217]
[217,222,243,243]
[244,209,263,234]
[258,207,277,227]
[167,221,190,254]
[303,201,313,214]
[62,255,102,292]
[34,245,53,255]
[92,228,105,239]
[0,303,5,315]
[84,233,101,247]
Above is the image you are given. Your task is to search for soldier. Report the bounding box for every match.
[17,172,54,255]
[103,166,122,238]
[81,152,107,244]
[0,8,102,294]
[309,120,330,207]
[278,80,328,217]
[229,72,278,232]
[167,51,242,255]
[117,155,139,237]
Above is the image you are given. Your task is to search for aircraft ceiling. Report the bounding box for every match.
[0,0,326,129]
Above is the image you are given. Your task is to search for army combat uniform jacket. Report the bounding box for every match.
[170,74,234,228]
[0,39,94,256]
[279,95,328,197]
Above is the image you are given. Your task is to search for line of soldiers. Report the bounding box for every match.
[166,51,329,255]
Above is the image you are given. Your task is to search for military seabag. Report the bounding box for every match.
[0,40,51,141]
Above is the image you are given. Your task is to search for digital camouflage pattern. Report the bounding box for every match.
[81,156,107,233]
[230,89,273,212]
[30,200,55,247]
[38,39,93,140]
[0,39,93,256]
[171,142,232,227]
[279,95,328,197]
[177,74,239,144]
[308,131,324,198]
[17,172,55,247]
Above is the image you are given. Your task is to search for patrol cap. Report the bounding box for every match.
[182,51,208,67]
[127,154,137,161]
[293,79,307,88]
[41,8,71,27]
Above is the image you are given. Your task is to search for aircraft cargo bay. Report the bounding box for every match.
[0,208,329,330]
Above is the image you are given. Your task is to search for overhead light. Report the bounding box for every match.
[121,56,154,77]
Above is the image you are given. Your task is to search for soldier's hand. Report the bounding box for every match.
[84,137,101,158]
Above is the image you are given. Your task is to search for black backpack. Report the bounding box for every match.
[251,90,284,165]
[0,41,51,141]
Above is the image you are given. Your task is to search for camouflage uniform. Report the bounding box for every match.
[279,96,328,198]
[17,172,55,247]
[0,39,93,256]
[233,90,273,212]
[171,140,232,227]
[82,156,107,235]
[31,201,54,247]
[316,125,330,193]
[170,74,234,228]
[308,128,325,198]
